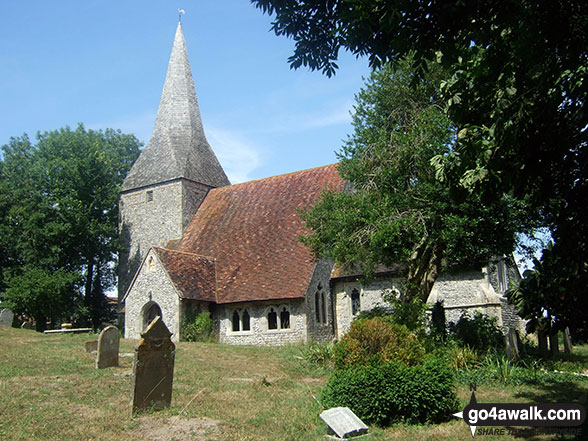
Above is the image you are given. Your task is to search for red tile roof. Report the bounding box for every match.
[153,247,216,302]
[177,164,345,304]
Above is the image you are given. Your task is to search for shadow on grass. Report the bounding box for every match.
[513,377,588,403]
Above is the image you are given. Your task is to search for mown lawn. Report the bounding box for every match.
[0,327,586,440]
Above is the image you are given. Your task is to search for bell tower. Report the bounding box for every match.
[118,22,229,301]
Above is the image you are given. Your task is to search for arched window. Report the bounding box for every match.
[232,310,240,332]
[315,283,327,324]
[351,288,361,316]
[280,307,290,329]
[268,308,278,330]
[242,309,251,331]
[315,288,321,322]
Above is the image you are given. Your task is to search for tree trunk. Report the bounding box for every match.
[537,330,548,355]
[549,332,559,355]
[406,237,444,302]
[85,261,94,307]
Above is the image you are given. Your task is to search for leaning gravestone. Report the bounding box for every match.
[320,407,369,439]
[95,326,120,369]
[505,328,519,362]
[0,308,14,327]
[130,316,175,415]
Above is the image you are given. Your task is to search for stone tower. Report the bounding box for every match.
[118,22,229,301]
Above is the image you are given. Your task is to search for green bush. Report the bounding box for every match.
[182,310,214,342]
[333,317,425,369]
[448,312,504,352]
[321,358,458,426]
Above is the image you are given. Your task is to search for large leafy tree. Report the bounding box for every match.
[0,125,141,330]
[301,59,535,301]
[253,0,587,329]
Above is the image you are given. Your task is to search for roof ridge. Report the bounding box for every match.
[216,163,339,189]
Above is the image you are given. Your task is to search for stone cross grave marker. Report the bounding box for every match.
[0,308,14,327]
[505,328,519,362]
[130,316,175,415]
[320,407,369,439]
[96,326,120,369]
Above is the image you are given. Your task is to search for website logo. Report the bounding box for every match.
[453,384,585,437]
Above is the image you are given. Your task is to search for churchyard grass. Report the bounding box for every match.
[1,326,587,441]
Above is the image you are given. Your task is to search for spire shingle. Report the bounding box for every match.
[122,22,229,191]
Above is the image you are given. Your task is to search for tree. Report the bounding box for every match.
[0,125,141,329]
[253,0,587,329]
[300,59,535,301]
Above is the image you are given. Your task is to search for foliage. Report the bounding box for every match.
[253,0,588,337]
[300,341,333,367]
[2,266,81,332]
[447,312,505,353]
[321,358,458,426]
[333,317,424,369]
[181,310,214,342]
[300,59,535,301]
[0,125,141,329]
[507,240,588,337]
[444,344,482,371]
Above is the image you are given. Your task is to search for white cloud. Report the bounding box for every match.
[206,126,263,184]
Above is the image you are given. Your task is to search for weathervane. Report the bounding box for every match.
[178,8,186,23]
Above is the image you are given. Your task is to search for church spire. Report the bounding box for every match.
[122,22,230,192]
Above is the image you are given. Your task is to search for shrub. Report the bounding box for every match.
[445,344,482,371]
[333,317,425,369]
[321,358,458,426]
[448,312,504,352]
[301,341,333,366]
[182,310,214,342]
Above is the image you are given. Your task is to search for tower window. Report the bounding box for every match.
[146,190,154,202]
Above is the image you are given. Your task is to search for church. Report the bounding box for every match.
[119,23,525,344]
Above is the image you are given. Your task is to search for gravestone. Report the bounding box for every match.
[85,340,98,353]
[320,407,369,439]
[505,328,519,362]
[96,326,120,369]
[563,327,573,353]
[0,308,14,327]
[130,316,175,415]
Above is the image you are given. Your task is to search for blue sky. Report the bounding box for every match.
[0,0,372,184]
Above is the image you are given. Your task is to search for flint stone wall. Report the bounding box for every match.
[118,179,209,301]
[124,248,180,341]
[219,300,306,346]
